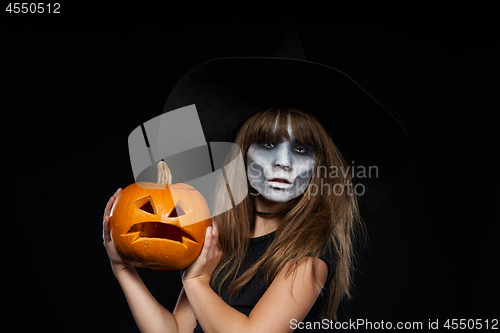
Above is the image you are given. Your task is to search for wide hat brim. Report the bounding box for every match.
[163,56,409,216]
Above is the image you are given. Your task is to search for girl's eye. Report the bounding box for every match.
[295,146,306,153]
[262,142,275,149]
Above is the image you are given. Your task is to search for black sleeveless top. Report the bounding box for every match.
[193,231,338,332]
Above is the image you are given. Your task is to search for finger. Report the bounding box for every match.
[103,215,111,243]
[113,187,122,198]
[212,220,219,244]
[211,220,221,259]
[207,224,218,260]
[202,226,213,260]
[212,219,218,238]
[103,188,122,220]
[103,196,115,220]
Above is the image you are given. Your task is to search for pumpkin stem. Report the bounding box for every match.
[157,161,172,185]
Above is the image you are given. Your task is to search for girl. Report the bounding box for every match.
[103,106,363,332]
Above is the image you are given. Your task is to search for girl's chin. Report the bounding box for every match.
[260,188,299,203]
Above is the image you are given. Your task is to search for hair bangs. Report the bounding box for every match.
[249,107,320,149]
[246,107,287,144]
[286,110,322,149]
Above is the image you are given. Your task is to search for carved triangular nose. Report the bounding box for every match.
[274,25,307,61]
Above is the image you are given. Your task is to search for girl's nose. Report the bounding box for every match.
[274,144,292,170]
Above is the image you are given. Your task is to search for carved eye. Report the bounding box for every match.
[169,199,193,217]
[133,196,156,215]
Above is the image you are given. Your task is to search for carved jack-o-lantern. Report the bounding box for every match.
[110,161,211,270]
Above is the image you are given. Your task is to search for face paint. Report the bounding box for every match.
[246,117,316,203]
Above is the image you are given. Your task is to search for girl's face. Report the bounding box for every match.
[246,121,316,203]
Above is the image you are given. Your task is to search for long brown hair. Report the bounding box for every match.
[212,106,364,320]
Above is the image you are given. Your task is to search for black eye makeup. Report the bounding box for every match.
[294,145,307,153]
[292,137,314,154]
[255,139,314,154]
[262,142,275,149]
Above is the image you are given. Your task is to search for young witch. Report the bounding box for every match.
[103,29,408,333]
[103,106,362,333]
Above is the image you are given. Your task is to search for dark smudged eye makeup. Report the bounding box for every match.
[259,141,309,154]
[295,146,306,153]
[262,142,275,149]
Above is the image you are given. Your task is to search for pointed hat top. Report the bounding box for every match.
[274,25,307,60]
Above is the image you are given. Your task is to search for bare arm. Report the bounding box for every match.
[103,189,196,333]
[182,222,328,333]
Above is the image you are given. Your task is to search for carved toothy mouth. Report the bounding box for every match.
[122,222,198,244]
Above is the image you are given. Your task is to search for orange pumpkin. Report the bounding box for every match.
[110,161,211,270]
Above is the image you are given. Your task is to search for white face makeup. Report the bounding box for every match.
[246,118,316,203]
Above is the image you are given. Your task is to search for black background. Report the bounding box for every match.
[3,3,499,332]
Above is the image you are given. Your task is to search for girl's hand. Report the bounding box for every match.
[102,188,134,274]
[182,218,221,285]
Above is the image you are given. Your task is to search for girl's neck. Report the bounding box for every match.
[252,195,283,238]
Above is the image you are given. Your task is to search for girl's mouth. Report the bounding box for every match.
[267,178,293,187]
[269,178,291,184]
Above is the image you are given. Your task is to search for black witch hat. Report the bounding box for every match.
[162,27,409,216]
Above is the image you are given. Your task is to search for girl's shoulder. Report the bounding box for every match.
[317,240,339,287]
